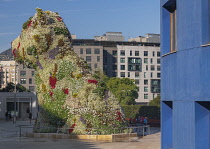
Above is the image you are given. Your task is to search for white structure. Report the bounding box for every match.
[128,33,160,43]
[117,45,160,104]
[94,32,124,41]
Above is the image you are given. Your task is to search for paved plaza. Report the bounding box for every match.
[0,119,160,149]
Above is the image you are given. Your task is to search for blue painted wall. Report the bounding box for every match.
[161,0,210,148]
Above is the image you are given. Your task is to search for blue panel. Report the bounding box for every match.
[195,102,210,149]
[161,101,173,149]
[173,101,195,149]
[201,0,209,44]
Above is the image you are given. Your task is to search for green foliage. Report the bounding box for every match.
[22,17,33,29]
[107,78,138,105]
[121,105,142,119]
[139,106,160,119]
[149,95,160,107]
[54,27,69,35]
[27,45,37,56]
[57,61,76,80]
[0,82,30,92]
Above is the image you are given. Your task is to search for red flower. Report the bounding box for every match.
[49,76,57,89]
[56,17,62,21]
[17,42,20,49]
[49,91,53,97]
[69,124,76,133]
[12,48,17,57]
[87,80,98,84]
[116,111,122,121]
[27,21,32,28]
[62,88,69,94]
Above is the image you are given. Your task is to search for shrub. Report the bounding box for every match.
[121,105,142,119]
[139,106,160,120]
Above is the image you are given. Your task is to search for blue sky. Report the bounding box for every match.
[0,0,160,52]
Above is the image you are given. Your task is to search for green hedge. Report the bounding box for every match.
[139,106,160,119]
[121,105,142,119]
[121,105,160,120]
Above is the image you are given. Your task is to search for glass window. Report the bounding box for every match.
[157,73,161,78]
[128,72,130,77]
[144,51,148,56]
[113,51,117,56]
[120,50,125,56]
[120,58,125,63]
[20,71,26,76]
[20,78,26,84]
[94,63,97,68]
[112,72,117,77]
[86,56,91,62]
[153,51,155,56]
[94,49,100,54]
[130,51,132,56]
[135,51,139,56]
[120,72,125,77]
[151,72,153,78]
[146,65,148,71]
[157,52,160,57]
[144,58,148,63]
[144,94,148,99]
[29,78,32,84]
[157,59,161,64]
[135,72,139,78]
[97,56,100,62]
[80,48,83,54]
[157,66,161,71]
[31,71,35,76]
[128,58,141,64]
[144,79,148,85]
[144,87,148,92]
[150,58,153,64]
[144,72,146,78]
[88,63,91,69]
[135,79,139,85]
[151,65,155,71]
[128,65,141,71]
[113,57,117,63]
[29,86,35,92]
[113,65,117,70]
[120,65,125,70]
[86,48,91,54]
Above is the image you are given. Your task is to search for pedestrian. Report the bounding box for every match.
[5,111,8,121]
[144,117,148,132]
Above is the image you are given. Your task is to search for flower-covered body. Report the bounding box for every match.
[12,8,125,134]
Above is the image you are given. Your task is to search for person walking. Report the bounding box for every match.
[144,117,148,132]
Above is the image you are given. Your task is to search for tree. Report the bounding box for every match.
[149,95,160,107]
[107,78,138,105]
[0,82,30,92]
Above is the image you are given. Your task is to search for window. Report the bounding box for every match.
[144,79,148,85]
[103,65,107,71]
[86,56,91,62]
[144,51,148,56]
[112,57,117,63]
[157,52,160,57]
[144,87,148,92]
[151,79,161,93]
[97,56,100,62]
[151,65,155,71]
[135,51,139,56]
[20,71,26,76]
[31,71,35,76]
[20,78,26,84]
[128,65,141,71]
[80,48,83,54]
[153,51,155,56]
[151,72,153,78]
[163,0,176,52]
[144,58,148,63]
[112,72,117,77]
[144,94,148,99]
[157,59,161,64]
[135,72,139,78]
[128,58,142,71]
[120,58,125,63]
[120,65,125,70]
[88,63,91,69]
[29,86,35,92]
[135,79,139,85]
[128,72,130,77]
[157,73,161,78]
[94,49,100,54]
[113,51,117,56]
[94,63,97,68]
[86,48,91,54]
[120,72,125,77]
[29,78,32,84]
[129,51,132,56]
[146,65,148,71]
[157,66,161,71]
[144,72,146,78]
[120,50,125,56]
[113,65,117,70]
[150,58,153,64]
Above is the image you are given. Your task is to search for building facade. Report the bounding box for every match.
[161,0,210,148]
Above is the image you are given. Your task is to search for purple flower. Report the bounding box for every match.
[48,48,59,59]
[36,61,43,69]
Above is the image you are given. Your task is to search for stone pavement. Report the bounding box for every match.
[0,119,160,149]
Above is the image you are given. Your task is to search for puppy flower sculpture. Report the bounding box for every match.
[12,8,125,134]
